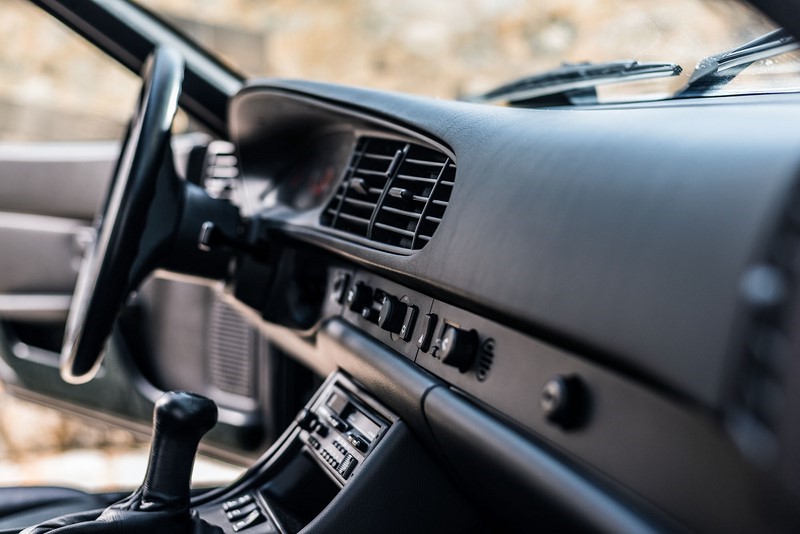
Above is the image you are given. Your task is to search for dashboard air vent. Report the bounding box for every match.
[203,140,239,200]
[321,137,455,251]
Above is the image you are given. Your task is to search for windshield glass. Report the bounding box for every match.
[136,0,800,103]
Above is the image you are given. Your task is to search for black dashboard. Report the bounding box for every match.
[197,80,800,531]
[3,2,800,533]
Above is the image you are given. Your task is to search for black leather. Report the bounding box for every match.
[19,391,219,534]
[0,487,119,532]
[18,491,221,534]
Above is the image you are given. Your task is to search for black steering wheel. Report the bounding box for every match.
[61,47,184,384]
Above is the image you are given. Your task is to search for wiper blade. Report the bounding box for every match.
[467,60,682,106]
[679,28,800,96]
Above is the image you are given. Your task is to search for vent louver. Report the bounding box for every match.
[476,338,495,382]
[203,140,239,200]
[321,137,455,251]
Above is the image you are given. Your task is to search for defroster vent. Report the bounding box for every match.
[321,137,455,251]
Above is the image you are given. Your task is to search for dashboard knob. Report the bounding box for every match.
[346,282,373,312]
[438,325,478,372]
[378,295,407,333]
[541,375,587,429]
[295,408,318,431]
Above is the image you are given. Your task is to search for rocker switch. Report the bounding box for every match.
[416,314,438,352]
[399,305,418,342]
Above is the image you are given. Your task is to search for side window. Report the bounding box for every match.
[0,0,139,142]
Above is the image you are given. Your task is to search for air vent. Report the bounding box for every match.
[321,137,455,251]
[476,338,495,382]
[203,140,239,199]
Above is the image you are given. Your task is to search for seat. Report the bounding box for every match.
[0,486,124,532]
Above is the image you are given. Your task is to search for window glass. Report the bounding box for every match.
[0,0,139,141]
[136,0,798,102]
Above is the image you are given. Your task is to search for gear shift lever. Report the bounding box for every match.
[22,391,220,534]
[140,391,218,511]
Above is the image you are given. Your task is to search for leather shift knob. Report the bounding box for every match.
[140,391,218,511]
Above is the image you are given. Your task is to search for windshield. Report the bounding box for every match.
[136,0,800,103]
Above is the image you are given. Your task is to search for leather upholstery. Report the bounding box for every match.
[0,487,120,532]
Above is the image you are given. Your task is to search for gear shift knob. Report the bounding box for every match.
[140,391,218,511]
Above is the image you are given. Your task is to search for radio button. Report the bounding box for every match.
[327,415,348,432]
[347,434,369,452]
[232,509,264,532]
[223,494,253,512]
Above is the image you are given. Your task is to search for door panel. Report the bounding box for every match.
[0,142,112,364]
[0,142,114,219]
[0,137,276,462]
[0,142,112,298]
[0,2,284,463]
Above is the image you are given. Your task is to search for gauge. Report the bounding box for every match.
[279,131,355,210]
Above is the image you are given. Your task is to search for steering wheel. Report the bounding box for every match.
[61,47,184,384]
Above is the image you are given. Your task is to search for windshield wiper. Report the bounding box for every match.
[678,28,800,97]
[466,60,682,106]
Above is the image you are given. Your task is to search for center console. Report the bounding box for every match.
[194,372,415,534]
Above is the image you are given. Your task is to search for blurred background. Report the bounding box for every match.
[0,0,789,491]
[0,0,782,141]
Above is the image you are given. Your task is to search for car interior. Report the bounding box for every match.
[0,0,800,532]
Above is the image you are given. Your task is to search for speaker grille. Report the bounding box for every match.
[207,297,257,398]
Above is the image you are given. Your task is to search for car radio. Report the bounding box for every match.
[295,378,392,485]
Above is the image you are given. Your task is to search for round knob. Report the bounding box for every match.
[541,375,587,428]
[378,295,407,333]
[438,325,478,372]
[295,408,318,431]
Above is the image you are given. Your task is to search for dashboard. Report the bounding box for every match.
[194,80,800,531]
[3,2,800,532]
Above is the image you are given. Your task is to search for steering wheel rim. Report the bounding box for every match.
[61,47,184,384]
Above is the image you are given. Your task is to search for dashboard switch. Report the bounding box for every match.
[337,453,358,479]
[346,282,373,312]
[332,273,351,304]
[361,307,380,323]
[295,408,318,432]
[223,494,253,512]
[378,295,407,333]
[328,415,349,432]
[232,509,265,532]
[399,305,418,342]
[347,433,369,452]
[439,325,479,372]
[417,314,438,352]
[226,503,257,521]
